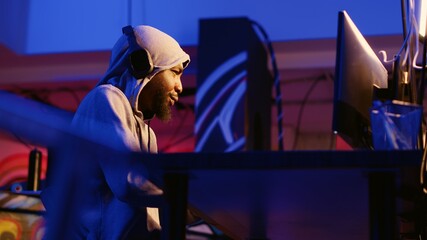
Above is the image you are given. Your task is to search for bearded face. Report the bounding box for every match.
[152,87,173,122]
[138,64,184,122]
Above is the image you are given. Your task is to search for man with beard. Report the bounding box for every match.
[42,25,190,239]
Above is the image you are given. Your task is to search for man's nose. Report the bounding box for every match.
[175,79,183,94]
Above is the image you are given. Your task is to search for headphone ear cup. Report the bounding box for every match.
[129,48,154,79]
[122,25,154,79]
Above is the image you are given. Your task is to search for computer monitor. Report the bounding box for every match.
[332,10,388,149]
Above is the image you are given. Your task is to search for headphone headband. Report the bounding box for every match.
[122,25,154,79]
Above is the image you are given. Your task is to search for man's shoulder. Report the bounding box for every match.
[93,84,122,94]
[90,84,127,101]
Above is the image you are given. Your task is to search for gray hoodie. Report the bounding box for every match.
[46,25,190,239]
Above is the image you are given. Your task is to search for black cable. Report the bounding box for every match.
[6,85,89,110]
[419,36,427,193]
[0,86,85,151]
[11,132,33,150]
[401,0,408,41]
[418,37,427,105]
[147,120,151,154]
[249,20,283,150]
[56,87,84,106]
[396,27,413,61]
[291,74,323,150]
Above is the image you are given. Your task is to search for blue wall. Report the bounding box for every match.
[0,0,403,54]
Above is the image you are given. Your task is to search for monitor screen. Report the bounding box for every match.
[332,10,388,149]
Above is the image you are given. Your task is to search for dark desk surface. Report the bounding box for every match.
[143,150,422,240]
[1,92,422,239]
[145,150,422,170]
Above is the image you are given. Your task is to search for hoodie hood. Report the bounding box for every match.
[96,25,190,116]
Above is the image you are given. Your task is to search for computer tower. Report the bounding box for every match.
[195,17,272,152]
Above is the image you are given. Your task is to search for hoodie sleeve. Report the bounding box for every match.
[72,85,161,203]
[72,84,140,151]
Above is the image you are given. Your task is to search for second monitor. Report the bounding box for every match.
[332,10,388,149]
